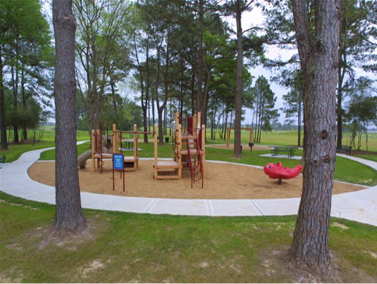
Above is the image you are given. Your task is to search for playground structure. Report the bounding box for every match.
[91,122,115,173]
[263,162,303,184]
[226,127,254,150]
[88,116,205,187]
[91,122,145,173]
[176,112,205,188]
[153,123,182,180]
[153,111,206,187]
[113,124,140,171]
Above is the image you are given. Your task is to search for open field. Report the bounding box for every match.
[4,128,377,152]
[207,129,377,152]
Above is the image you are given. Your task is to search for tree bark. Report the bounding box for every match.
[233,0,243,158]
[196,0,204,115]
[297,91,302,147]
[53,0,86,232]
[21,67,27,141]
[11,64,19,144]
[290,0,340,274]
[134,35,149,143]
[0,45,7,150]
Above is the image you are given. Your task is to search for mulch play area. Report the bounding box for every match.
[28,158,364,199]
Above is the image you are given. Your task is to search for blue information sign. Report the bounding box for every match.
[113,153,124,171]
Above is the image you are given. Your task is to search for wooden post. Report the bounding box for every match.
[202,124,206,180]
[175,111,180,127]
[250,128,254,143]
[112,124,118,154]
[193,114,197,138]
[91,129,96,172]
[96,129,101,169]
[177,124,182,179]
[133,124,138,169]
[226,127,231,148]
[153,124,158,179]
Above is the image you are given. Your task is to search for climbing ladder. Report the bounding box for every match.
[175,111,205,188]
[185,125,205,188]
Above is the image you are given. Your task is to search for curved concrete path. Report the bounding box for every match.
[0,147,376,226]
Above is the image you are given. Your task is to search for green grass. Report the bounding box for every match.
[1,192,376,283]
[208,129,377,152]
[0,193,377,282]
[38,143,92,160]
[355,155,377,163]
[1,130,91,163]
[0,141,56,163]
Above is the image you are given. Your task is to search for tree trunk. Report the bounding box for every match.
[290,0,340,274]
[134,36,149,143]
[196,0,204,115]
[0,46,8,150]
[146,40,151,134]
[11,65,19,144]
[234,0,243,158]
[21,67,27,141]
[53,0,86,233]
[297,92,302,147]
[336,43,347,150]
[190,49,196,115]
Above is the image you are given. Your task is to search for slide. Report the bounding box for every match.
[78,150,92,169]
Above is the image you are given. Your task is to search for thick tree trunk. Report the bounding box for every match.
[53,0,86,232]
[234,0,243,158]
[290,0,340,274]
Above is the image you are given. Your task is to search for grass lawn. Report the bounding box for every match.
[0,141,56,163]
[355,155,377,163]
[208,130,377,152]
[0,130,91,163]
[0,192,376,283]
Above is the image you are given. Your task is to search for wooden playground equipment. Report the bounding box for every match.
[90,117,205,187]
[153,112,206,187]
[153,123,182,180]
[113,124,140,171]
[226,127,254,150]
[91,122,150,173]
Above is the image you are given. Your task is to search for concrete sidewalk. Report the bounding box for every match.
[0,147,376,226]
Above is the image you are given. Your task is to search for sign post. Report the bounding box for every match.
[113,153,125,192]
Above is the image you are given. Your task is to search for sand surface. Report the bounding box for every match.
[28,159,363,199]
